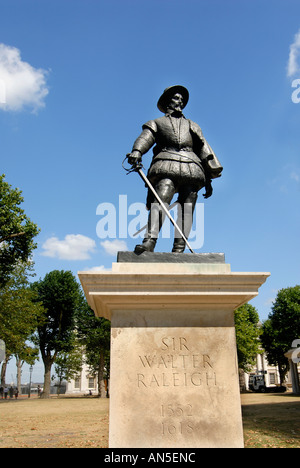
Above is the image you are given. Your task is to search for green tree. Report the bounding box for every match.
[76,295,111,397]
[234,303,261,372]
[0,174,40,287]
[15,346,40,393]
[261,285,300,384]
[260,318,288,384]
[31,270,82,398]
[53,346,83,396]
[0,261,44,387]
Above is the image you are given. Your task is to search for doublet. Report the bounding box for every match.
[132,114,222,185]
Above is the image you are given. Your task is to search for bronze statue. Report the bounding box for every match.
[126,85,223,254]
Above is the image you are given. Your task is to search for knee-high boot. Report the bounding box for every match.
[134,180,175,253]
[172,192,198,253]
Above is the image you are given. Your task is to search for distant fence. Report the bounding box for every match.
[20,384,66,395]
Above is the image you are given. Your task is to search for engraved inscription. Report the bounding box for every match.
[138,353,213,369]
[160,404,194,436]
[160,403,193,417]
[136,336,217,389]
[137,371,216,387]
[162,421,194,435]
[161,336,189,351]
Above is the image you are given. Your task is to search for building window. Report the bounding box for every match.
[88,377,95,389]
[269,373,276,384]
[74,377,80,389]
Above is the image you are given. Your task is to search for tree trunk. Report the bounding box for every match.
[1,355,10,386]
[16,357,22,394]
[41,358,52,398]
[97,352,105,398]
[104,378,109,398]
[57,377,63,397]
[238,368,246,392]
[278,364,288,386]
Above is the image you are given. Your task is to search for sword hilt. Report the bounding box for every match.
[122,154,144,174]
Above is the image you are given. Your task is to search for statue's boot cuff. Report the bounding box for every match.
[134,238,156,254]
[172,239,186,253]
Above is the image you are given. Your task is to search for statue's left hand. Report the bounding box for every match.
[203,179,213,199]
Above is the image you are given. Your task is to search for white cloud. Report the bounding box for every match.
[100,239,128,256]
[85,265,109,273]
[264,297,275,307]
[287,29,300,77]
[264,289,278,307]
[0,43,49,112]
[290,171,300,183]
[41,234,96,260]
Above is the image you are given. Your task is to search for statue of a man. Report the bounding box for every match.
[127,85,223,254]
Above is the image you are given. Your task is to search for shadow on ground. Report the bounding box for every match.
[241,393,300,447]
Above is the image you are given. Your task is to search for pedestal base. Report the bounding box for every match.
[79,256,269,448]
[110,314,243,448]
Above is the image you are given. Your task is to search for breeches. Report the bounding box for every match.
[146,177,199,210]
[145,178,198,240]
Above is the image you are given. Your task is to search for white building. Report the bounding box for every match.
[244,352,281,389]
[66,361,108,397]
[244,350,300,392]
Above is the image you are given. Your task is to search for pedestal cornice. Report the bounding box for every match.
[78,263,270,321]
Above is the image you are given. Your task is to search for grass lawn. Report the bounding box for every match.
[241,392,300,448]
[0,392,299,448]
[0,395,109,448]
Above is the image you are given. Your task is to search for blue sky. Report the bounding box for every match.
[1,0,300,381]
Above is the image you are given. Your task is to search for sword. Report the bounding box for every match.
[133,201,178,237]
[124,157,195,254]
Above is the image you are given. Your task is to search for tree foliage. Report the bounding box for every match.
[0,174,40,287]
[261,285,300,384]
[0,261,44,386]
[53,346,84,395]
[234,303,261,372]
[31,270,82,398]
[76,295,111,397]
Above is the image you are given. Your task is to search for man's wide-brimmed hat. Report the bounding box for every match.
[157,85,189,113]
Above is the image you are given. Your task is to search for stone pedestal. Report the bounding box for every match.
[78,253,269,448]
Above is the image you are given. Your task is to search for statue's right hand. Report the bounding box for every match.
[127,151,142,166]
